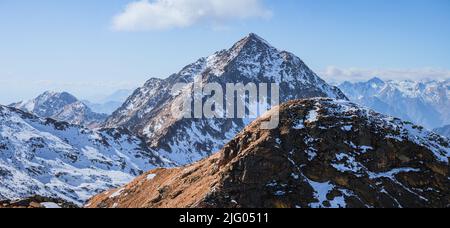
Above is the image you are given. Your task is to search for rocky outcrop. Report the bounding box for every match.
[0,196,78,208]
[87,99,450,208]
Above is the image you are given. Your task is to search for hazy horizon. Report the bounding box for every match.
[1,0,450,104]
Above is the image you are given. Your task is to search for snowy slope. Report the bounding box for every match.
[11,91,108,128]
[0,105,172,205]
[105,33,347,165]
[339,78,450,129]
[51,101,107,128]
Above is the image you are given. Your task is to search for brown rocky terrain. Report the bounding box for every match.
[0,196,78,208]
[87,98,450,208]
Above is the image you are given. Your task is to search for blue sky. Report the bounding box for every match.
[0,0,449,104]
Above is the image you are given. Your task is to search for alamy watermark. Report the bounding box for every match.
[170,82,280,129]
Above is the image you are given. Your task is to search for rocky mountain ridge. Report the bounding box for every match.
[87,98,450,208]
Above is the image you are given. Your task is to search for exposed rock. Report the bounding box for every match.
[87,99,450,208]
[0,196,78,208]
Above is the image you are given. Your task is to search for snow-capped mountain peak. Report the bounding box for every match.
[11,91,107,128]
[229,32,276,55]
[104,33,347,165]
[367,77,385,88]
[12,91,78,118]
[180,33,280,79]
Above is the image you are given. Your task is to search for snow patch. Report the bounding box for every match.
[147,173,157,181]
[40,202,61,208]
[109,188,125,199]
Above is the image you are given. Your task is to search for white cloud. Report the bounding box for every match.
[320,66,450,83]
[112,0,272,31]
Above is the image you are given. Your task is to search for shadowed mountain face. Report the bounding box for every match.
[0,105,172,205]
[104,34,347,165]
[339,78,450,129]
[10,91,107,128]
[87,99,449,208]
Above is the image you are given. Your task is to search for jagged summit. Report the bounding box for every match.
[368,77,385,85]
[231,33,274,52]
[247,32,267,41]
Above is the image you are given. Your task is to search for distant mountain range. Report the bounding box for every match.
[82,100,123,115]
[10,91,108,128]
[87,99,450,208]
[103,33,347,165]
[338,78,450,129]
[84,89,134,115]
[93,89,135,104]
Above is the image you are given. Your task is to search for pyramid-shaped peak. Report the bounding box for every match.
[244,33,271,45]
[247,33,266,41]
[367,77,385,86]
[230,33,275,52]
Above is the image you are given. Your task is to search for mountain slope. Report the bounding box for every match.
[104,33,347,165]
[11,91,108,128]
[87,98,450,208]
[339,78,450,129]
[435,125,450,138]
[0,105,172,205]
